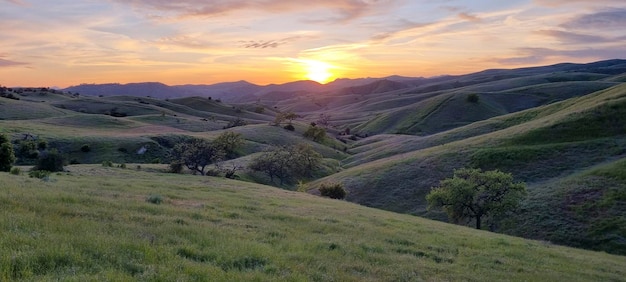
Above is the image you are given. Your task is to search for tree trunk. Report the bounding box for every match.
[476,216,481,230]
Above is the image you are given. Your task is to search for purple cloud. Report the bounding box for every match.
[115,0,398,23]
[561,8,626,30]
[535,29,610,44]
[494,47,626,65]
[0,57,27,67]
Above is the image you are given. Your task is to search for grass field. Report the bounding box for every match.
[2,166,626,281]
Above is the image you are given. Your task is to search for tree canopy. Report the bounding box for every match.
[0,134,15,172]
[248,144,322,185]
[172,138,224,176]
[426,168,526,230]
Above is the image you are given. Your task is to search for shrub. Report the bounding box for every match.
[119,163,127,169]
[80,144,91,152]
[0,135,16,172]
[303,125,326,142]
[118,147,128,153]
[37,140,48,150]
[29,170,51,179]
[467,93,479,103]
[102,160,113,167]
[33,149,65,172]
[146,195,163,204]
[10,167,20,175]
[283,124,295,131]
[151,158,161,164]
[170,162,184,173]
[319,182,347,199]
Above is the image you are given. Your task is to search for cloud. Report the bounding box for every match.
[240,35,307,49]
[561,8,626,30]
[534,0,626,7]
[457,12,481,22]
[4,0,27,6]
[114,0,398,23]
[0,57,27,67]
[370,19,433,41]
[493,47,626,65]
[535,29,610,44]
[154,35,217,50]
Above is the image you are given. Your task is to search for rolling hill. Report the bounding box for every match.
[1,165,625,281]
[2,58,626,259]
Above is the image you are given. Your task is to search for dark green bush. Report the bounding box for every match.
[33,149,64,172]
[283,124,295,131]
[102,160,113,167]
[29,170,50,179]
[319,182,347,199]
[146,195,163,204]
[80,144,91,152]
[170,162,184,173]
[10,167,20,175]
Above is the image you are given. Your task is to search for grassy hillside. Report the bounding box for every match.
[313,83,626,253]
[1,166,625,281]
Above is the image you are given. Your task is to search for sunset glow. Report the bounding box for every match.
[304,60,334,84]
[0,1,625,87]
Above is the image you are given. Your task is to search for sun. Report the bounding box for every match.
[304,60,334,84]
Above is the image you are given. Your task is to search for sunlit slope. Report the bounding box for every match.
[314,83,626,253]
[352,76,619,136]
[1,166,625,281]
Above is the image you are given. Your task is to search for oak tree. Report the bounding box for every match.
[426,168,526,230]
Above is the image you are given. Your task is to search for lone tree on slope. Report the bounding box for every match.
[426,168,526,230]
[171,138,225,176]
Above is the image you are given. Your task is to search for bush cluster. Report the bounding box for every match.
[319,182,347,199]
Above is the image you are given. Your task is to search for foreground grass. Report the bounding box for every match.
[1,166,625,281]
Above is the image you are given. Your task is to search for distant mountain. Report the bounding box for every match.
[64,59,626,103]
[334,79,411,96]
[174,81,262,102]
[64,76,425,103]
[64,82,188,99]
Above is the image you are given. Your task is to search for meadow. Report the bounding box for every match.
[2,165,625,281]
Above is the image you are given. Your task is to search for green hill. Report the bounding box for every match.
[2,166,625,281]
[313,83,626,253]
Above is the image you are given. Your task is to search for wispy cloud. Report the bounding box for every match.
[4,0,27,6]
[535,29,610,44]
[239,35,310,49]
[534,0,626,7]
[457,12,481,22]
[561,8,626,30]
[114,0,400,23]
[0,56,27,67]
[493,46,626,65]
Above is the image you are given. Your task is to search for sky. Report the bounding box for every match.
[1,0,626,87]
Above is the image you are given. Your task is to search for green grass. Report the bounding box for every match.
[501,157,626,254]
[1,166,625,281]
